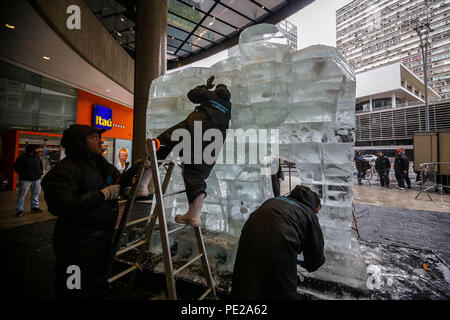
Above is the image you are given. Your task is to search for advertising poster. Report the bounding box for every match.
[114,138,132,172]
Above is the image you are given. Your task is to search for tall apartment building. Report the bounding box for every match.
[336,0,450,99]
[228,19,298,57]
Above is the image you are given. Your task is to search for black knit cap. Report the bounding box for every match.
[61,124,106,158]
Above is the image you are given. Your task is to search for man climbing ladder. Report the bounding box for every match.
[131,75,231,227]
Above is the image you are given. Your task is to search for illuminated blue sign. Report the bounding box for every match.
[92,104,112,130]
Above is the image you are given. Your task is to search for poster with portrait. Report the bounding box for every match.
[114,138,132,171]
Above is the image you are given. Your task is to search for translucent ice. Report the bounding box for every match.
[147,24,366,288]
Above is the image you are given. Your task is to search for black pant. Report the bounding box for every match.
[54,237,111,300]
[378,170,390,187]
[395,170,411,188]
[357,170,366,184]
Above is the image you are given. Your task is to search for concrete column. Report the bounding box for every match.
[369,96,373,111]
[391,92,396,108]
[132,0,168,160]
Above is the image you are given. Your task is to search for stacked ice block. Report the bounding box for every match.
[147,24,366,288]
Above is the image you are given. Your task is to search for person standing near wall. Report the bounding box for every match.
[354,150,370,185]
[375,152,391,188]
[394,148,411,189]
[14,144,43,217]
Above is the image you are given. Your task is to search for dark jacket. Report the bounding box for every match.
[354,154,370,171]
[231,186,325,300]
[41,125,121,245]
[187,85,231,130]
[375,156,391,172]
[394,155,408,172]
[14,153,43,181]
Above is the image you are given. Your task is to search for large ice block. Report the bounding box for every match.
[147,24,365,288]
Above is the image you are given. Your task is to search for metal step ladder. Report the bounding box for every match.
[106,138,217,300]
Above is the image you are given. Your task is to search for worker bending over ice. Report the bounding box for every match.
[128,75,231,227]
[231,185,325,300]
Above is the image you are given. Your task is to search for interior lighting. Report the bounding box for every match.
[5,24,15,29]
[43,56,51,60]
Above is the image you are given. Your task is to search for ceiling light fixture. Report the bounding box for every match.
[5,24,15,29]
[43,56,51,60]
[120,17,124,22]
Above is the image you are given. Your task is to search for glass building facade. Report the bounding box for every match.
[0,60,78,133]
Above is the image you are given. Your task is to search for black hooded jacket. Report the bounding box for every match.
[375,155,391,172]
[231,185,325,300]
[41,125,121,244]
[187,84,231,130]
[14,150,43,181]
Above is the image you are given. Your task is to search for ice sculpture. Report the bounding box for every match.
[147,24,366,289]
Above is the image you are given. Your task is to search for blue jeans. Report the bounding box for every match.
[16,179,41,211]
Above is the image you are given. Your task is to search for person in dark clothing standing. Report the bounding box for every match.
[394,148,411,189]
[231,185,325,300]
[375,152,391,188]
[271,158,284,197]
[133,75,231,227]
[354,150,370,185]
[14,144,43,216]
[41,124,128,300]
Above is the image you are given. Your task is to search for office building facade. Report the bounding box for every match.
[336,0,450,99]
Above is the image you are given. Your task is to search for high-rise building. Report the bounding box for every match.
[336,0,450,99]
[228,19,298,57]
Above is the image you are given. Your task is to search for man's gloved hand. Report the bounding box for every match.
[205,75,215,89]
[100,185,121,201]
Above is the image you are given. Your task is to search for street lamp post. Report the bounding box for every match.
[414,22,432,132]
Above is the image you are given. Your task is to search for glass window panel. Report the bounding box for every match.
[0,60,77,131]
[168,0,204,23]
[167,25,190,41]
[167,45,178,54]
[195,26,225,42]
[190,0,216,12]
[177,50,190,57]
[168,54,179,60]
[256,0,287,11]
[211,4,251,28]
[220,0,269,22]
[181,43,201,52]
[168,13,196,32]
[202,16,236,35]
[167,36,183,48]
[188,35,213,48]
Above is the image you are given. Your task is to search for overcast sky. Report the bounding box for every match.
[190,0,355,68]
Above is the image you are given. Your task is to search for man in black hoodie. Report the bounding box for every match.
[231,185,325,300]
[14,144,43,216]
[133,75,231,227]
[42,124,126,300]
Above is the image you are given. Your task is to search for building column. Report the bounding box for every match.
[132,0,168,160]
[391,92,396,108]
[369,96,373,111]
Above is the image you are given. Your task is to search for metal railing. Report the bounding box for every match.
[415,162,450,201]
